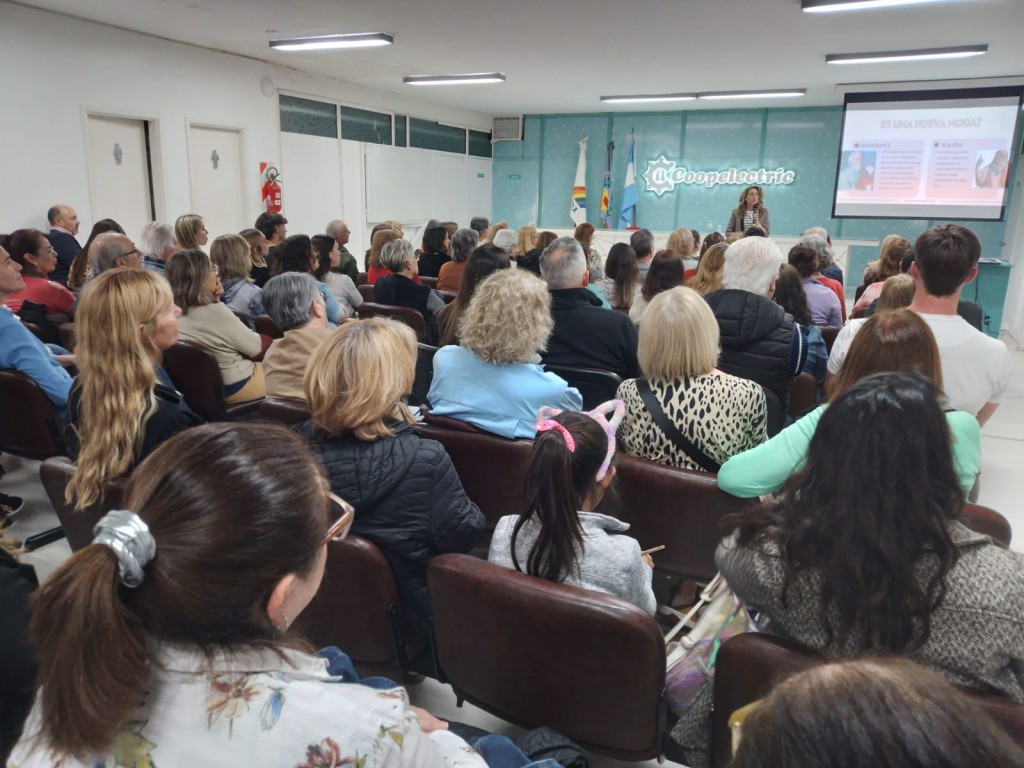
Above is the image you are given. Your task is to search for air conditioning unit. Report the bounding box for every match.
[491,115,523,142]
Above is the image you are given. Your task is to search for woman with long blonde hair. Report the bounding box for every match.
[66,268,200,510]
[173,214,208,252]
[687,242,728,296]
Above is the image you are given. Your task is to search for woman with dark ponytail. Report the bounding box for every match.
[488,401,657,615]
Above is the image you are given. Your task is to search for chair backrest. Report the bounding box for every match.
[711,633,1024,766]
[295,534,408,675]
[253,314,284,339]
[39,456,129,551]
[787,371,818,419]
[439,290,457,304]
[410,343,438,407]
[161,341,228,421]
[358,283,375,302]
[542,364,623,410]
[356,271,367,286]
[762,386,783,437]
[428,554,668,761]
[960,503,1012,547]
[0,369,68,460]
[818,325,840,355]
[57,321,76,351]
[357,302,426,341]
[420,275,438,289]
[257,397,311,426]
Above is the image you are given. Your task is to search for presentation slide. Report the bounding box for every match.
[832,87,1021,221]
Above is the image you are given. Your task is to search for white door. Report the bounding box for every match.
[188,125,246,242]
[84,115,153,243]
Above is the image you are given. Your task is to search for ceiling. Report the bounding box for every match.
[17,0,1024,115]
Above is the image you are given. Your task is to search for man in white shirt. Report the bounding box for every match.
[827,224,1007,425]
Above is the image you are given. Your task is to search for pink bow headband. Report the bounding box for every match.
[535,399,625,481]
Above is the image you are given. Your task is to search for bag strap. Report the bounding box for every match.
[636,378,721,473]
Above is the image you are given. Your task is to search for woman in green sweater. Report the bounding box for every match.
[718,309,980,498]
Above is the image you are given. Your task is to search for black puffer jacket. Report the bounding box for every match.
[296,420,484,636]
[704,288,804,412]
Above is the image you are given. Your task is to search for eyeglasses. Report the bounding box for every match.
[210,264,220,277]
[323,493,355,544]
[121,247,142,258]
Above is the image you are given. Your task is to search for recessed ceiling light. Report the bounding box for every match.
[698,89,807,100]
[269,32,393,51]
[803,0,951,11]
[403,73,506,86]
[600,93,697,104]
[826,45,988,64]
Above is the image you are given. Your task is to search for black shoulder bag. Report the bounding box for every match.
[635,378,721,473]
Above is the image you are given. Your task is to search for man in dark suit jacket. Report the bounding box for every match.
[539,236,640,380]
[46,204,82,287]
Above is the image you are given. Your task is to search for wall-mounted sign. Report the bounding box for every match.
[642,155,797,197]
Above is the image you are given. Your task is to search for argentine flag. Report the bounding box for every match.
[619,140,638,229]
[570,137,587,225]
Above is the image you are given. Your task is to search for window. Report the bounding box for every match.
[280,95,337,138]
[341,106,392,145]
[410,118,466,154]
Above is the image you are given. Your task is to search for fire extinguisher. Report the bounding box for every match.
[262,166,282,212]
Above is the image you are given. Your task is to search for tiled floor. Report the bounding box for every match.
[5,341,1023,768]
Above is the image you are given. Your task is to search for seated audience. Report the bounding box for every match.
[773,264,828,385]
[261,273,333,402]
[325,219,359,283]
[718,310,980,498]
[801,226,844,284]
[573,222,603,279]
[787,242,842,327]
[700,232,725,258]
[489,405,656,615]
[272,235,345,326]
[442,221,458,239]
[854,234,911,311]
[491,228,520,262]
[87,231,143,279]
[167,249,265,404]
[863,272,915,317]
[45,203,81,287]
[1,230,75,320]
[312,234,362,317]
[730,659,1024,768]
[65,268,201,509]
[173,214,208,252]
[0,532,36,761]
[239,227,271,287]
[417,225,451,278]
[254,211,287,262]
[794,235,846,321]
[470,216,489,239]
[518,230,556,276]
[828,224,1007,424]
[436,244,510,347]
[687,242,727,296]
[139,222,176,276]
[667,227,699,273]
[704,237,805,414]
[597,242,639,310]
[631,228,656,279]
[629,249,685,326]
[436,227,479,293]
[67,219,125,292]
[428,268,582,438]
[373,239,445,344]
[298,319,484,636]
[539,237,641,380]
[618,287,766,471]
[365,227,403,285]
[674,372,1022,768]
[210,234,264,318]
[13,423,496,767]
[517,225,537,259]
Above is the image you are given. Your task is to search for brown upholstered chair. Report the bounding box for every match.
[439,290,457,304]
[358,283,375,303]
[295,534,424,677]
[257,398,311,426]
[787,371,818,419]
[57,322,76,351]
[253,314,284,339]
[960,503,1012,546]
[39,456,129,552]
[428,554,671,761]
[410,343,438,408]
[420,276,438,289]
[711,633,1024,767]
[356,271,367,286]
[356,302,427,342]
[818,325,840,355]
[161,341,262,422]
[542,364,622,410]
[0,368,68,460]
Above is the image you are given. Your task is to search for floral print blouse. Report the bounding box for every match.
[10,645,487,768]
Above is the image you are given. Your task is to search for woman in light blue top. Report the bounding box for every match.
[273,235,345,328]
[427,268,581,438]
[718,309,981,498]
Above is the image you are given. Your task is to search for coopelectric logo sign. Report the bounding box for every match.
[642,155,797,197]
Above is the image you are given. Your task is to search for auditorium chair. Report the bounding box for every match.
[818,325,840,355]
[762,387,783,437]
[253,314,284,339]
[257,398,311,426]
[439,290,457,304]
[356,272,367,286]
[161,341,262,422]
[420,276,438,289]
[358,283,375,303]
[787,372,819,419]
[356,302,427,342]
[960,503,1012,547]
[710,633,1024,767]
[542,364,622,410]
[57,322,76,351]
[428,553,671,761]
[295,533,429,678]
[410,343,438,407]
[39,456,129,552]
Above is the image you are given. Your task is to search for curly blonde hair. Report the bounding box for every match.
[458,268,552,365]
[66,269,173,509]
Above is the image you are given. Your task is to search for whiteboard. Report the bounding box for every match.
[431,154,467,223]
[280,132,342,237]
[364,144,432,222]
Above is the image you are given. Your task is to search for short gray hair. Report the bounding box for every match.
[89,233,129,275]
[491,228,518,256]
[380,239,414,272]
[262,273,321,332]
[802,226,830,244]
[540,236,586,289]
[451,228,479,262]
[139,222,175,260]
[797,236,832,270]
[721,237,784,296]
[470,216,489,235]
[630,228,655,259]
[325,220,348,238]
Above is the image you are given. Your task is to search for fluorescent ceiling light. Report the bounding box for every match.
[404,73,506,86]
[269,32,393,51]
[803,0,950,12]
[826,45,988,64]
[600,93,697,104]
[698,89,806,100]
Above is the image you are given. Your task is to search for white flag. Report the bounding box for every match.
[570,137,587,226]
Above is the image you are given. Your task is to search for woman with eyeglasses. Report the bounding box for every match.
[0,229,76,321]
[11,423,508,767]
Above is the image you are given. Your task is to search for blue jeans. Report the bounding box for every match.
[318,646,399,690]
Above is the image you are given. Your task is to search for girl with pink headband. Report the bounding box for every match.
[487,400,657,615]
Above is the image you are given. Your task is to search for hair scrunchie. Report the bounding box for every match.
[92,509,157,588]
[535,418,576,452]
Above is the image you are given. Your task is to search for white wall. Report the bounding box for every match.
[0,2,492,244]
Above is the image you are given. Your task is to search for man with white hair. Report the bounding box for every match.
[140,222,177,275]
[325,219,358,283]
[705,237,805,418]
[539,236,640,379]
[491,228,519,261]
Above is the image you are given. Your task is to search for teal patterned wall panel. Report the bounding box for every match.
[537,115,610,228]
[611,113,685,231]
